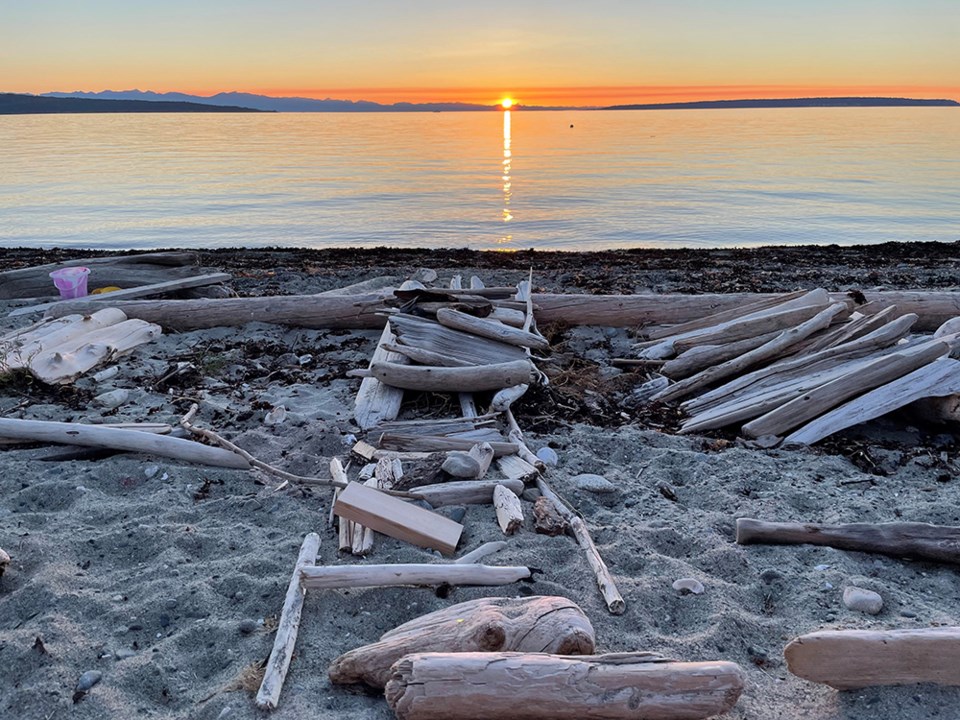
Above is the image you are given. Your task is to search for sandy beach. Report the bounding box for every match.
[1,243,959,720]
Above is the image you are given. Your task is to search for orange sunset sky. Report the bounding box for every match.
[3,0,958,106]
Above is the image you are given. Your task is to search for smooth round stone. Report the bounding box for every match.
[94,389,129,409]
[76,670,103,692]
[441,452,480,478]
[672,578,705,595]
[536,447,559,467]
[238,619,258,635]
[115,648,137,660]
[572,474,616,494]
[843,586,883,615]
[759,568,783,584]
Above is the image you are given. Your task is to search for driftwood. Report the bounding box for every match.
[537,479,625,615]
[385,652,746,720]
[390,314,528,365]
[735,518,960,564]
[0,251,199,299]
[497,454,541,482]
[367,359,535,393]
[329,596,596,689]
[300,563,532,590]
[255,533,321,710]
[661,331,780,379]
[377,434,517,456]
[354,324,407,430]
[785,357,960,444]
[794,304,898,354]
[0,418,249,469]
[382,342,474,367]
[785,628,960,689]
[741,340,948,438]
[408,478,524,507]
[10,272,231,317]
[493,484,524,534]
[435,308,550,351]
[335,481,463,555]
[670,302,828,353]
[0,547,9,577]
[454,541,508,564]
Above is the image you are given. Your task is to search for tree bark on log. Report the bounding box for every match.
[735,518,960,564]
[329,596,596,689]
[385,652,745,720]
[300,563,532,590]
[785,628,960,690]
[255,533,321,710]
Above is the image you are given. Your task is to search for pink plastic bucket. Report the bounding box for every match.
[49,266,90,299]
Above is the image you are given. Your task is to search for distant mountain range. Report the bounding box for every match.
[0,93,263,114]
[606,97,959,110]
[42,90,493,112]
[3,90,956,115]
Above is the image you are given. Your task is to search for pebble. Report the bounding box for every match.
[159,614,171,628]
[164,598,178,609]
[843,586,883,615]
[900,609,918,618]
[112,594,124,602]
[536,447,559,467]
[441,452,480,478]
[573,474,616,494]
[94,388,129,409]
[217,707,234,719]
[759,569,783,584]
[115,648,137,660]
[75,670,102,692]
[672,578,705,595]
[238,619,258,635]
[143,465,160,479]
[440,506,467,524]
[264,405,287,426]
[814,564,831,571]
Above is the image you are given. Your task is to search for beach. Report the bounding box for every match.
[1,243,959,720]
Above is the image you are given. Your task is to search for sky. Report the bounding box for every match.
[2,0,958,105]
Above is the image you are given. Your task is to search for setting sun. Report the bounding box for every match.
[500,98,513,109]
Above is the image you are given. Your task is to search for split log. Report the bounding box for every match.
[368,359,536,393]
[735,518,960,564]
[389,314,528,365]
[784,628,960,690]
[785,357,960,444]
[11,273,232,317]
[661,331,780,379]
[334,481,463,555]
[493,484,524,535]
[537,478,625,615]
[300,563,531,590]
[654,302,849,403]
[255,532,321,710]
[385,652,746,720]
[329,596,596,688]
[2,308,128,364]
[742,340,949,438]
[454,541,508,564]
[408,478,524,507]
[0,251,198,299]
[435,308,549,351]
[354,324,407,430]
[0,418,249,469]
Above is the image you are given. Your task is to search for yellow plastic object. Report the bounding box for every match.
[90,286,123,295]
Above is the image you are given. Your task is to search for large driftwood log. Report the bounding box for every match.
[300,563,532,590]
[255,533,321,710]
[329,596,596,688]
[408,478,524,507]
[435,308,550,351]
[0,418,249,469]
[670,302,828,353]
[661,331,780,379]
[0,251,198,299]
[354,324,407,430]
[38,290,960,331]
[735,518,960,564]
[385,652,746,720]
[785,628,960,690]
[368,359,536,393]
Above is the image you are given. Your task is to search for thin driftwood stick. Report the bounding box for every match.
[329,596,595,689]
[504,408,546,471]
[385,652,745,720]
[454,541,509,564]
[0,417,249,469]
[735,517,960,564]
[537,478,625,615]
[785,628,960,690]
[300,563,532,590]
[661,331,780,379]
[369,359,536,393]
[255,532,321,710]
[493,484,524,535]
[670,303,829,353]
[377,434,517,456]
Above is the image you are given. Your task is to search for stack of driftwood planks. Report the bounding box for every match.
[632,288,960,443]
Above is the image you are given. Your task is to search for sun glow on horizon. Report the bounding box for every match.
[500,98,513,109]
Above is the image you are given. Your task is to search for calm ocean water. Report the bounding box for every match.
[1,108,957,251]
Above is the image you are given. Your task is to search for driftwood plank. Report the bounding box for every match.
[785,628,960,689]
[328,596,595,688]
[354,324,407,430]
[385,652,745,720]
[735,517,960,564]
[368,359,536,393]
[300,563,531,590]
[255,533,321,710]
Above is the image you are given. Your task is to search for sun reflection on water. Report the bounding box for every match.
[497,109,514,248]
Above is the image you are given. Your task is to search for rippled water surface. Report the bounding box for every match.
[1,108,957,250]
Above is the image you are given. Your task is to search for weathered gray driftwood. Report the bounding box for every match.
[300,563,532,590]
[408,478,524,507]
[735,518,960,564]
[329,596,596,688]
[255,533,321,710]
[385,652,746,720]
[368,359,536,393]
[785,628,960,689]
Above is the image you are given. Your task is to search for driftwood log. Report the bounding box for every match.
[255,533,320,709]
[43,290,960,331]
[328,596,596,688]
[735,518,960,564]
[299,563,532,590]
[493,484,524,534]
[367,359,536,393]
[407,478,523,507]
[785,628,960,689]
[385,652,746,720]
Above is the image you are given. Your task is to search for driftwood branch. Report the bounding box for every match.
[300,563,532,590]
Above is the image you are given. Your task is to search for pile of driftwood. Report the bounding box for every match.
[629,288,960,443]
